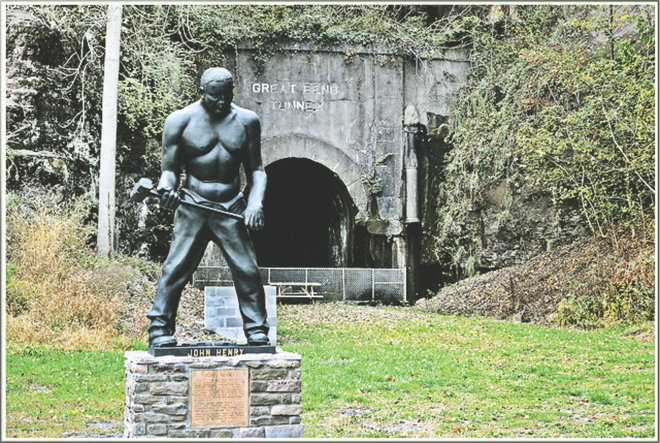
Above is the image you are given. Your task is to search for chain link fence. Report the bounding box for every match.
[193,267,407,304]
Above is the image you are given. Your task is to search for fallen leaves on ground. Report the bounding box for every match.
[416,228,655,329]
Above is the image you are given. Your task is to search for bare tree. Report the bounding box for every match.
[97,4,122,257]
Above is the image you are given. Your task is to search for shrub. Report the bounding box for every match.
[5,261,27,315]
[5,186,146,351]
[554,220,655,328]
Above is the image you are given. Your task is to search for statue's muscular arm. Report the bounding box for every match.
[157,109,191,209]
[240,109,266,230]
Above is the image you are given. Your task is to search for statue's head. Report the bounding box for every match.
[200,67,234,116]
[200,67,234,90]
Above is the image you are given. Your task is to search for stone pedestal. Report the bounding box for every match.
[124,350,303,438]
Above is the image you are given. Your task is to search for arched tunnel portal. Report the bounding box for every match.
[250,158,356,268]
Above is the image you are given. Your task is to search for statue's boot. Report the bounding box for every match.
[149,328,177,347]
[247,331,269,346]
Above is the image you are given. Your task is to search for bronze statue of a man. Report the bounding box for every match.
[147,67,269,347]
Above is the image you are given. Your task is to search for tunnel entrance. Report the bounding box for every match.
[250,158,355,268]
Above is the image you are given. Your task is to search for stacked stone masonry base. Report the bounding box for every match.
[124,350,303,438]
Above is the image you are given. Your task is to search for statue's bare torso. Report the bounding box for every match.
[174,102,256,202]
[158,76,265,227]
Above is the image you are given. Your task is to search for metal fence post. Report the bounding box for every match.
[402,268,407,303]
[342,269,346,301]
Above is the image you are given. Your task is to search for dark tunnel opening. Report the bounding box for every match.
[250,158,355,268]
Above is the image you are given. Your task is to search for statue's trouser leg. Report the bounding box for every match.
[147,205,209,336]
[208,200,269,338]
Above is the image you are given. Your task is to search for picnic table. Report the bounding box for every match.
[269,282,323,303]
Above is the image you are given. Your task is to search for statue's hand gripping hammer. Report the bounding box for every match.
[130,178,244,221]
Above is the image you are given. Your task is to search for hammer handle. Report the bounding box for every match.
[149,190,244,220]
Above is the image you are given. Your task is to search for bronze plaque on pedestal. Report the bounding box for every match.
[190,369,249,428]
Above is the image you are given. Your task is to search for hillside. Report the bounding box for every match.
[417,220,655,329]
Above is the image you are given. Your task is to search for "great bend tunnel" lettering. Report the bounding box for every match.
[253,82,341,112]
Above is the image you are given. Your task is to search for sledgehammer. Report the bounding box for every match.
[130,178,244,220]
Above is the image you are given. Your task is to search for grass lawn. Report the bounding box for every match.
[5,348,130,438]
[4,303,656,438]
[279,304,655,438]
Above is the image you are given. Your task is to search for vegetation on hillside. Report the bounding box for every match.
[417,216,655,329]
[5,186,222,352]
[430,5,655,272]
[419,5,655,328]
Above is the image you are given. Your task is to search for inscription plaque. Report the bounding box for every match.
[148,343,276,357]
[190,369,249,428]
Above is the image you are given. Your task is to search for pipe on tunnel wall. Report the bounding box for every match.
[403,104,426,302]
[404,124,425,224]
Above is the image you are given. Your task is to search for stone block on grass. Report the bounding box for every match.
[265,425,304,438]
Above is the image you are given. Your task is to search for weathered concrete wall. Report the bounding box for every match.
[202,43,470,300]
[403,50,468,126]
[229,45,469,228]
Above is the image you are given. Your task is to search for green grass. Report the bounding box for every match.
[4,304,656,438]
[5,348,126,438]
[278,304,656,438]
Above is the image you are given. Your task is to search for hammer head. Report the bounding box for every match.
[130,178,155,202]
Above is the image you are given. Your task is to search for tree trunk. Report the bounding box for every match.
[97,4,122,257]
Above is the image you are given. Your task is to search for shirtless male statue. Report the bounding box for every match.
[147,67,269,347]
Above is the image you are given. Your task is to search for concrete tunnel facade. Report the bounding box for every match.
[200,42,470,301]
